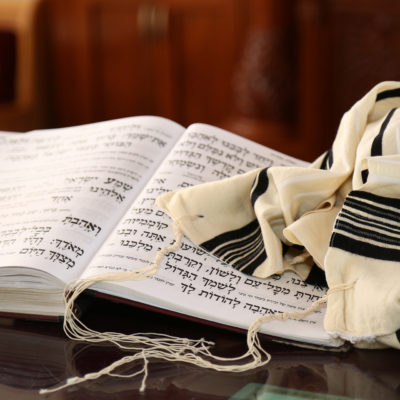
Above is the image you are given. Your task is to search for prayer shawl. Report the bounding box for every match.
[157,81,400,350]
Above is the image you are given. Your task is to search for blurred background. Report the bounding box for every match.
[1,0,400,161]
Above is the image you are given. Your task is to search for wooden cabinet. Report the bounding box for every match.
[0,0,48,132]
[3,0,400,160]
[295,0,400,160]
[46,0,248,129]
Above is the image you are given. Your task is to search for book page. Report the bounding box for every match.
[83,124,338,346]
[0,116,184,286]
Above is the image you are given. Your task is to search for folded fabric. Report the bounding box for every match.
[157,81,400,349]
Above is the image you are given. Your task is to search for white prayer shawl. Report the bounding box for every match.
[157,81,400,350]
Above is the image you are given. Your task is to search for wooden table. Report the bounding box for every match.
[1,296,399,400]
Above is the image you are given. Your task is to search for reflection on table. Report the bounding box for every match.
[0,297,399,400]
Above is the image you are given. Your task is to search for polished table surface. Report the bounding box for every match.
[1,296,399,400]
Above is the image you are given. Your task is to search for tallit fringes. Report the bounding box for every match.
[40,215,207,394]
[41,217,355,395]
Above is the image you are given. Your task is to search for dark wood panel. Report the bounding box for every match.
[0,32,16,103]
[46,0,247,129]
[8,0,400,160]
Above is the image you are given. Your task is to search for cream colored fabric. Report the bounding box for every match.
[157,81,400,349]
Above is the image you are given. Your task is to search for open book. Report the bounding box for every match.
[0,116,343,348]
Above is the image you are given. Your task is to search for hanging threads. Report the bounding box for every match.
[39,217,352,395]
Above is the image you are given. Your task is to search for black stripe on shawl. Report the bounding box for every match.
[334,219,400,247]
[361,169,369,184]
[231,237,265,269]
[250,168,269,206]
[330,190,400,261]
[200,219,267,275]
[376,88,400,101]
[305,264,328,288]
[341,208,400,236]
[371,108,397,156]
[330,233,400,262]
[350,190,400,209]
[396,329,400,343]
[281,241,304,255]
[240,249,267,275]
[320,149,333,170]
[202,219,260,254]
[345,198,400,223]
[203,220,261,257]
[221,228,263,261]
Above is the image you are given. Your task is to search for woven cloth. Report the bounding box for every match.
[157,81,400,349]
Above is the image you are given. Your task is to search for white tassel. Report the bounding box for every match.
[39,217,353,395]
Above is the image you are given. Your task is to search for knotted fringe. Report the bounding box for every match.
[39,217,353,395]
